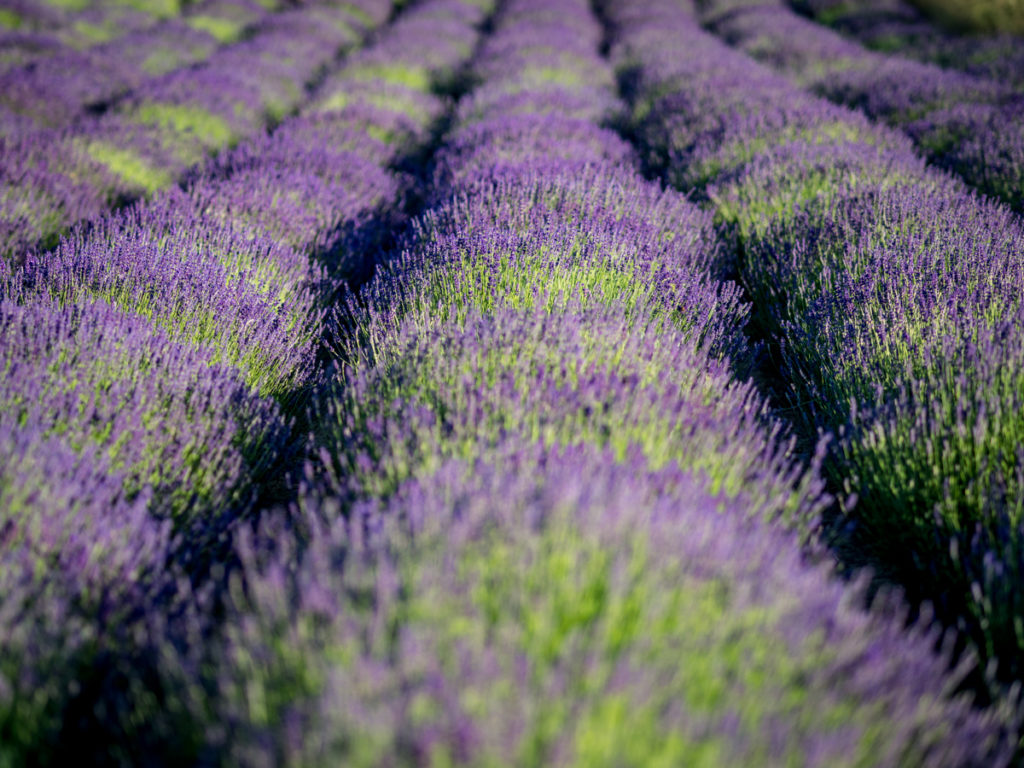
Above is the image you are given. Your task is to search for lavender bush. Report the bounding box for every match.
[697,0,1024,211]
[2,0,1020,761]
[204,444,1011,766]
[601,0,1024,713]
[790,0,1024,88]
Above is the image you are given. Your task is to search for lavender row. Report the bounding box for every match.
[143,0,1019,762]
[0,263,295,762]
[0,0,482,537]
[601,0,1024,715]
[220,441,1009,766]
[695,0,1024,211]
[331,0,783,510]
[0,0,270,86]
[3,0,376,578]
[789,0,1024,88]
[0,0,443,758]
[0,0,486,579]
[0,0,499,761]
[0,0,286,131]
[0,0,188,57]
[0,0,376,263]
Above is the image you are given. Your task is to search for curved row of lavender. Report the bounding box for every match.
[694,0,1024,212]
[0,0,486,535]
[788,0,1024,88]
[0,0,286,132]
[0,0,375,263]
[0,0,280,260]
[0,0,190,57]
[0,0,500,760]
[121,0,1021,763]
[599,0,1024,722]
[0,0,485,758]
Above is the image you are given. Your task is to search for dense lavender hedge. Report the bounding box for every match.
[0,0,269,131]
[0,0,414,759]
[0,0,377,261]
[601,0,1024,725]
[789,0,1024,88]
[694,0,1024,212]
[1,0,1021,762]
[144,0,1014,763]
[219,442,1006,766]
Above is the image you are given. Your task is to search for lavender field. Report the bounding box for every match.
[2,0,1024,764]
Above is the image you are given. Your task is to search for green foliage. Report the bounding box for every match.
[687,121,878,189]
[84,142,173,196]
[69,20,117,45]
[42,0,88,9]
[119,0,182,17]
[385,243,663,332]
[317,90,413,117]
[186,15,244,42]
[345,63,433,90]
[308,488,890,767]
[339,311,771,508]
[338,2,375,26]
[910,0,1024,35]
[131,103,234,150]
[140,48,187,75]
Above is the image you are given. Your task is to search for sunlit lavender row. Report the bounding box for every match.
[0,0,385,260]
[791,0,1024,87]
[0,0,291,132]
[601,0,1024,726]
[1,0,1023,763]
[697,0,1024,211]
[0,0,196,53]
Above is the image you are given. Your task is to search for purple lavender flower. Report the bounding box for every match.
[13,191,324,398]
[602,0,1024,717]
[700,0,1024,210]
[201,443,1012,766]
[0,295,289,525]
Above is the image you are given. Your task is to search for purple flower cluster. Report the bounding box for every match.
[602,0,1024,715]
[699,0,1024,210]
[3,0,1020,761]
[0,2,232,130]
[213,442,1010,765]
[134,0,1015,763]
[10,191,328,398]
[0,296,288,524]
[0,0,384,261]
[791,0,1024,88]
[0,0,500,760]
[0,128,116,262]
